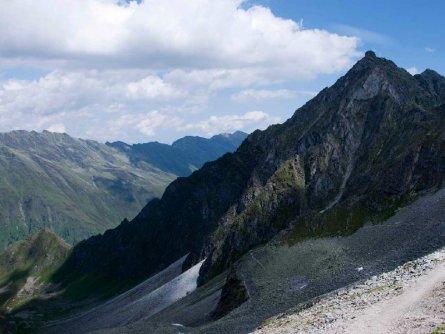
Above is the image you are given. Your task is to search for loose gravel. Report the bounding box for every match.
[253,249,445,334]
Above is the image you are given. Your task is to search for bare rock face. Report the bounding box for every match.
[59,52,445,297]
[211,268,248,320]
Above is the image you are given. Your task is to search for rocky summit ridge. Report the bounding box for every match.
[57,51,445,304]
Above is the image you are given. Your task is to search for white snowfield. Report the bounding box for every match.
[44,256,205,334]
[252,249,445,334]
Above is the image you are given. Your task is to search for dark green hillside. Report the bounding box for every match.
[0,130,175,249]
[0,229,71,312]
[0,131,245,250]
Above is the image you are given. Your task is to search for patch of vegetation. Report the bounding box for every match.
[432,323,445,334]
[230,158,306,234]
[285,194,414,245]
[0,230,71,312]
[58,272,136,301]
[0,131,177,250]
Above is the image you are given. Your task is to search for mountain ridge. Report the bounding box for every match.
[58,52,445,296]
[106,131,247,176]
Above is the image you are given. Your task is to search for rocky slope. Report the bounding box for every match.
[0,131,245,249]
[253,248,445,334]
[59,51,445,294]
[45,181,445,334]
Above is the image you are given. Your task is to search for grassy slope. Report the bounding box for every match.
[0,131,176,249]
[0,229,71,312]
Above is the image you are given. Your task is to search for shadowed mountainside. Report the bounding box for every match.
[59,52,445,294]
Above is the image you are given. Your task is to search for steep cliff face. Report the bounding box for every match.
[60,52,445,291]
[198,51,445,280]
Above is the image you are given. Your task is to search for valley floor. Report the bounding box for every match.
[253,248,445,334]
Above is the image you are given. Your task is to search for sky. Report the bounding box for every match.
[0,0,443,144]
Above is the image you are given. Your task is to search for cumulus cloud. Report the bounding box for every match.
[0,0,359,75]
[0,0,362,142]
[182,111,280,135]
[108,111,182,137]
[99,109,279,141]
[125,76,185,100]
[0,70,187,140]
[0,70,185,115]
[231,89,316,103]
[47,123,67,133]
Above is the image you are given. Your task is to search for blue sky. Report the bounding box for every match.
[0,0,442,143]
[270,0,443,73]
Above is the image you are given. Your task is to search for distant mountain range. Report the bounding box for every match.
[107,131,247,177]
[0,130,247,249]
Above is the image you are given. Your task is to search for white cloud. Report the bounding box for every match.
[0,0,359,77]
[125,76,185,100]
[182,111,280,135]
[425,47,436,53]
[47,123,66,133]
[106,110,280,140]
[0,0,362,143]
[406,67,419,75]
[0,70,185,116]
[164,68,267,90]
[108,111,182,137]
[231,89,316,102]
[0,70,187,140]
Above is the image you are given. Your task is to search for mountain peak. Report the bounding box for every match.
[365,50,377,58]
[420,68,444,79]
[325,50,428,106]
[354,50,398,71]
[55,53,445,309]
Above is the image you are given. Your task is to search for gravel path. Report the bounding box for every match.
[253,249,445,334]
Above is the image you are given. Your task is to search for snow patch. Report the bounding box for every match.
[125,259,205,320]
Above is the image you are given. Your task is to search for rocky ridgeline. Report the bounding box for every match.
[59,51,445,306]
[253,249,445,334]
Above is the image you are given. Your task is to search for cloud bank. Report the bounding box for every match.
[0,0,360,142]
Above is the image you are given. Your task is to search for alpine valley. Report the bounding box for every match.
[1,52,445,334]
